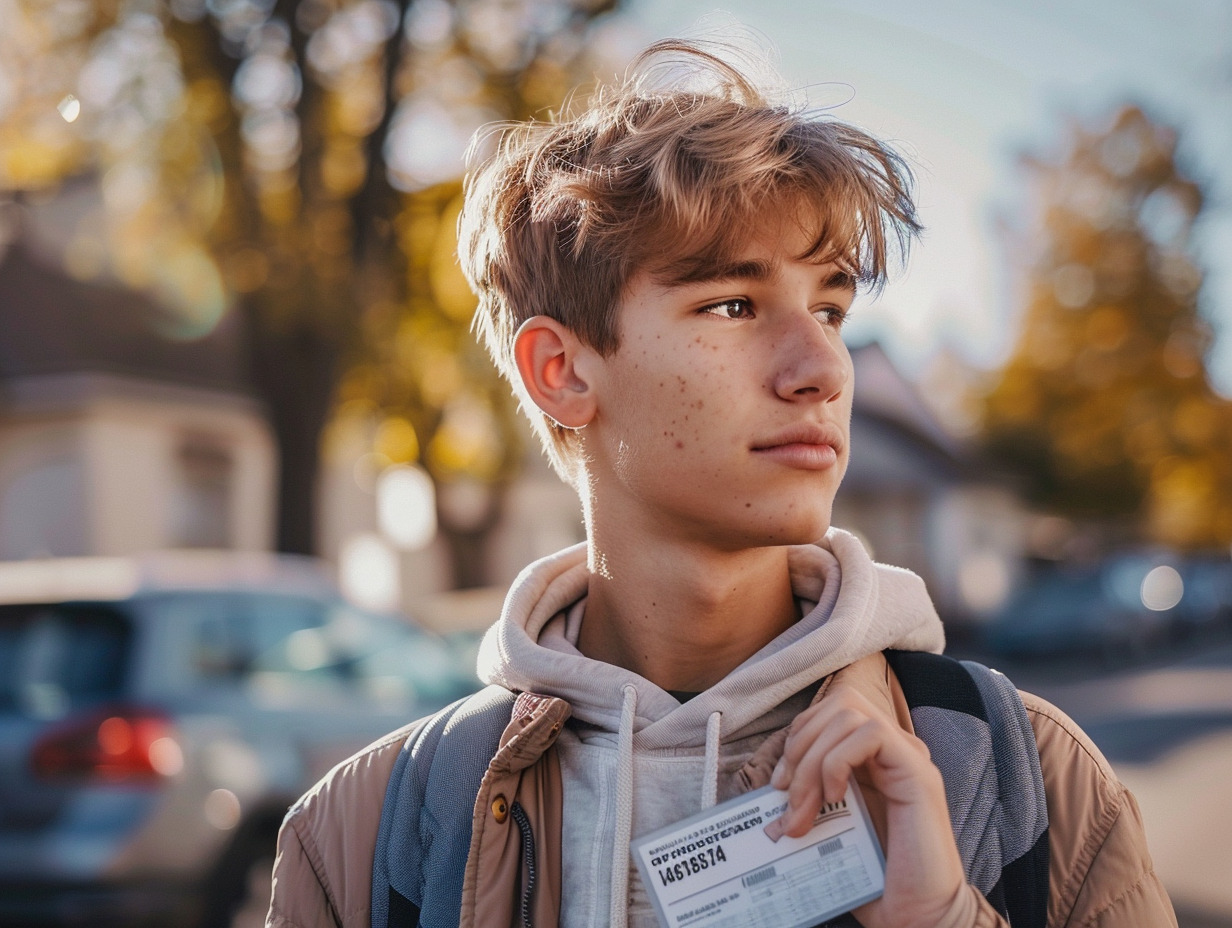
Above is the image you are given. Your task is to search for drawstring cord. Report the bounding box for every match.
[609,692,722,924]
[702,710,722,809]
[610,684,638,928]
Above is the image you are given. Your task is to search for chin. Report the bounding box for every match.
[741,512,833,548]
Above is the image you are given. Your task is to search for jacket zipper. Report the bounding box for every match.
[510,801,536,928]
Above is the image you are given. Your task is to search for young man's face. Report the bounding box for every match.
[579,217,856,551]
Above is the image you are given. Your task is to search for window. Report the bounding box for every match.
[169,436,233,548]
[0,603,131,718]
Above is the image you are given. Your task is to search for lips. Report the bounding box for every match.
[750,423,846,470]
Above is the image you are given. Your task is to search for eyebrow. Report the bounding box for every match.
[667,258,775,285]
[665,260,858,294]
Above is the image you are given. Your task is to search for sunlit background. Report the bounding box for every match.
[0,1,1230,925]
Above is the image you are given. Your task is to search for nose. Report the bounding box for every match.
[770,311,851,403]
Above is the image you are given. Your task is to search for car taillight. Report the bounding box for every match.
[30,707,184,782]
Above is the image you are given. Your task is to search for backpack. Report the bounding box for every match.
[371,651,1049,928]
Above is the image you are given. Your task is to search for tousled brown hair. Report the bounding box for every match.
[458,38,921,483]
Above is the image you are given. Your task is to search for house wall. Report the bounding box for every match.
[0,418,91,559]
[926,485,1029,623]
[83,393,275,554]
[0,375,276,559]
[833,488,932,585]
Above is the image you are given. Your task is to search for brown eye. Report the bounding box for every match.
[703,299,753,320]
[816,306,850,328]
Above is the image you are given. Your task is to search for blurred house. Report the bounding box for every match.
[0,242,275,560]
[838,343,1029,626]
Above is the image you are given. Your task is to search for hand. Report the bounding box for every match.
[769,684,966,928]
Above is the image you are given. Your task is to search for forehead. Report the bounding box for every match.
[646,210,859,291]
[640,195,862,289]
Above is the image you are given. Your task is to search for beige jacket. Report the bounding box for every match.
[266,653,1176,928]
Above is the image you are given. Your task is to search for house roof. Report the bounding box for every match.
[847,342,974,487]
[0,243,253,398]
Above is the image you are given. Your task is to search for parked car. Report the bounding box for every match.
[0,551,482,928]
[1173,555,1232,638]
[981,560,1173,661]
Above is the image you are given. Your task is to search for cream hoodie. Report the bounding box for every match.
[476,527,946,928]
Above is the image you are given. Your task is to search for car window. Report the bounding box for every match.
[244,597,477,706]
[144,592,475,707]
[0,603,131,718]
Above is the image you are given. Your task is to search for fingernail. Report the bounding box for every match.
[763,818,785,843]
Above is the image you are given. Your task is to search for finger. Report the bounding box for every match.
[780,720,886,837]
[775,690,875,769]
[771,702,865,790]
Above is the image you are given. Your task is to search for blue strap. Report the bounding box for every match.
[371,685,516,928]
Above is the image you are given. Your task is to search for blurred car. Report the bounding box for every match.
[0,551,482,928]
[1172,555,1232,638]
[981,560,1173,661]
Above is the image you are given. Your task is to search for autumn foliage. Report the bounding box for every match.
[982,105,1232,550]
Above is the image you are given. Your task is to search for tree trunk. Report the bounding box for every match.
[243,304,341,555]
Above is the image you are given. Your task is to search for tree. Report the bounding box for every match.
[0,0,620,576]
[981,105,1232,549]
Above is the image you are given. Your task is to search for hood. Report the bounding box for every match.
[477,527,944,752]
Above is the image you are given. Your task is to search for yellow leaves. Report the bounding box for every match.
[1162,331,1203,380]
[427,397,503,481]
[520,57,570,111]
[311,206,353,258]
[430,190,476,322]
[981,104,1232,543]
[324,75,385,137]
[1172,396,1221,448]
[984,366,1041,425]
[374,417,420,464]
[1148,455,1229,549]
[412,341,465,408]
[0,129,81,188]
[185,77,231,132]
[257,176,300,226]
[1086,305,1130,352]
[320,139,366,197]
[147,241,227,339]
[1125,415,1170,467]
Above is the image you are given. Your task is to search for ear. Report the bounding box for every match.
[513,316,598,429]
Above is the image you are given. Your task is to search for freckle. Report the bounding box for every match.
[745,503,751,508]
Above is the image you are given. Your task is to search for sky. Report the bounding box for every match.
[620,0,1232,395]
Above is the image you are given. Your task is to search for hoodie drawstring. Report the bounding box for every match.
[702,710,722,809]
[609,684,638,928]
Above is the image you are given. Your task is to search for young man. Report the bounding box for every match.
[266,40,1176,928]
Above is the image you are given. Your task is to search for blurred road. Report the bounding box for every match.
[955,635,1232,928]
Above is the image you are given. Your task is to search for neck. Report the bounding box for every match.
[578,531,801,692]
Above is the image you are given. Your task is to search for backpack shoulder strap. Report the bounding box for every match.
[371,684,517,928]
[883,649,1049,928]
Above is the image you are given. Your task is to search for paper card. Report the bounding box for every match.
[632,779,885,928]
